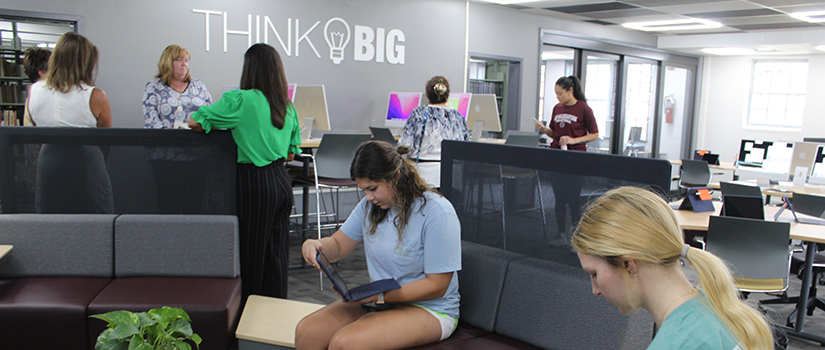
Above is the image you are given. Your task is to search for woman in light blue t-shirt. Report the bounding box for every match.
[572,187,773,350]
[296,141,461,349]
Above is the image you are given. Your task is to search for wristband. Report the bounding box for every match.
[377,292,385,304]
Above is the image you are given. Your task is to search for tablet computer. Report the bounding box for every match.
[316,250,400,302]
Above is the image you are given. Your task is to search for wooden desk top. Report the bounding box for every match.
[669,159,737,171]
[706,181,825,198]
[0,245,11,259]
[299,136,507,149]
[671,202,825,244]
[235,295,324,347]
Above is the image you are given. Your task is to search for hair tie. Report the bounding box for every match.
[434,83,447,96]
[679,244,690,268]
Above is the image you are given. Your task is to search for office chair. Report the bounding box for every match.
[369,126,398,147]
[720,181,764,205]
[675,159,711,200]
[291,134,372,286]
[624,126,644,156]
[504,133,540,147]
[705,216,792,295]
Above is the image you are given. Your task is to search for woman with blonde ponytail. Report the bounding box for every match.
[571,186,773,350]
[296,141,462,350]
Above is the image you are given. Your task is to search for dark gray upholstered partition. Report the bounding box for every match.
[495,257,653,350]
[0,127,236,215]
[114,215,240,278]
[458,241,526,332]
[441,140,671,267]
[0,214,116,278]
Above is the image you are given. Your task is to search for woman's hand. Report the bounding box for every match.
[302,239,324,270]
[188,118,204,132]
[559,136,574,145]
[534,121,546,133]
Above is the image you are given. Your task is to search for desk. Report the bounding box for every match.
[706,180,825,200]
[0,245,11,259]
[236,295,324,349]
[671,203,825,344]
[669,159,737,171]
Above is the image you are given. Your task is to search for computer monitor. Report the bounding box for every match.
[385,92,423,128]
[466,94,502,140]
[445,93,472,119]
[790,142,822,180]
[761,141,794,174]
[288,83,297,102]
[293,85,331,140]
[369,126,397,147]
[812,145,825,179]
[804,137,825,143]
[738,139,772,167]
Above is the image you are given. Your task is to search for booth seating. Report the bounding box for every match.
[408,241,654,350]
[0,214,242,350]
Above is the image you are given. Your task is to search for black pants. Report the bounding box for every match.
[36,144,114,214]
[237,159,293,300]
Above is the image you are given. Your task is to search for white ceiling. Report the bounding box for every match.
[472,0,825,55]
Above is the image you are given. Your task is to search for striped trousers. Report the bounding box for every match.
[237,159,293,300]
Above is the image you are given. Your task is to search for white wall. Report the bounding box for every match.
[696,54,825,162]
[2,0,658,132]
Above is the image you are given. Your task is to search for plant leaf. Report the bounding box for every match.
[109,324,141,340]
[127,335,154,350]
[168,319,194,336]
[91,310,141,328]
[173,340,192,350]
[190,333,202,345]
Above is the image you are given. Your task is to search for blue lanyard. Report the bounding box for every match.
[416,109,429,164]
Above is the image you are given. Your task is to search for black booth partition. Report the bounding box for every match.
[441,140,671,267]
[0,127,237,215]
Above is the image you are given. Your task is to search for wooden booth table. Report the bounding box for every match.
[671,202,825,344]
[236,295,324,349]
[0,245,11,259]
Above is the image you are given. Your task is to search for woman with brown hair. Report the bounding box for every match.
[143,44,212,129]
[572,186,773,350]
[296,140,462,350]
[189,43,301,300]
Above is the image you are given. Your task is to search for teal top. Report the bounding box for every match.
[647,294,741,350]
[191,89,302,166]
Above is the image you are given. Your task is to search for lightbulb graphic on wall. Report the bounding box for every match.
[324,17,350,65]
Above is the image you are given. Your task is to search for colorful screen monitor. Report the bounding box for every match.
[385,92,422,128]
[288,83,297,102]
[446,93,472,119]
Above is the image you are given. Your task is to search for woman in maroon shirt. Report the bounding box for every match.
[535,76,599,151]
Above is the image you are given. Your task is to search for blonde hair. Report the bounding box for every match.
[571,187,773,350]
[46,32,98,93]
[155,44,191,85]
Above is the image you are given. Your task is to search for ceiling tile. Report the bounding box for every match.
[544,2,640,14]
[579,8,665,19]
[747,0,823,6]
[654,2,763,15]
[728,22,825,30]
[622,0,730,6]
[583,19,618,25]
[685,9,784,19]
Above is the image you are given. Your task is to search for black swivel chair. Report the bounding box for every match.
[720,181,764,205]
[675,159,711,200]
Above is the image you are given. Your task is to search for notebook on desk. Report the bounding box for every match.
[316,251,400,302]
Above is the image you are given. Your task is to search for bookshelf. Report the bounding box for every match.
[469,61,510,138]
[0,47,27,126]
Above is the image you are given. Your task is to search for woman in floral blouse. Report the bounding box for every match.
[143,44,212,129]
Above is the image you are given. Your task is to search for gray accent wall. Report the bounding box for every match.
[3,0,657,131]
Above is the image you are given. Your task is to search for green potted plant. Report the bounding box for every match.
[90,306,202,350]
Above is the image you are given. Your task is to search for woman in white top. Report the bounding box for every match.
[28,32,111,128]
[26,32,114,213]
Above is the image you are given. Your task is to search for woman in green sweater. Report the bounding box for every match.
[189,43,302,300]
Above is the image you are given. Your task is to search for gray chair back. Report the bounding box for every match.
[315,134,373,179]
[369,127,397,147]
[706,216,790,281]
[720,181,764,205]
[504,134,540,147]
[679,159,711,188]
[0,214,116,278]
[793,193,825,218]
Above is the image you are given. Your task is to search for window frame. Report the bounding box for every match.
[746,59,808,128]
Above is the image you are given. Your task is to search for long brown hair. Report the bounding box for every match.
[239,43,289,129]
[46,32,98,93]
[350,141,433,240]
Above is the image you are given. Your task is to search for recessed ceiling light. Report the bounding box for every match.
[623,19,723,31]
[815,45,825,52]
[477,0,543,4]
[756,47,775,52]
[791,10,825,23]
[541,52,570,60]
[701,47,756,56]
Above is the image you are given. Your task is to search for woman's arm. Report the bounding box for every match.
[301,229,360,267]
[142,82,161,128]
[378,272,453,303]
[536,120,554,138]
[188,118,204,132]
[90,88,112,128]
[562,132,599,146]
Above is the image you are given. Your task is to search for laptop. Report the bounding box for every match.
[701,153,720,166]
[316,250,400,302]
[369,126,398,147]
[721,194,764,220]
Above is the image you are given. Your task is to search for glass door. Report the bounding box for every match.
[622,58,659,157]
[538,46,575,122]
[658,65,695,160]
[581,52,619,153]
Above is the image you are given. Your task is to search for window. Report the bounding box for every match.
[748,60,808,127]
